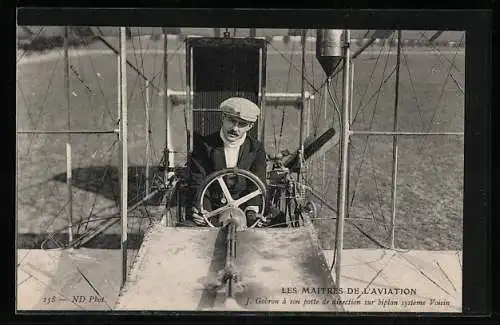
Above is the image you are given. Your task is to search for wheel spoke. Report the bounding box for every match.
[234,190,262,207]
[205,205,231,219]
[216,176,234,203]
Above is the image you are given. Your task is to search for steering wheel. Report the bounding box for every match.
[194,168,267,228]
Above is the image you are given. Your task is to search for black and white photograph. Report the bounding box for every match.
[16,22,468,313]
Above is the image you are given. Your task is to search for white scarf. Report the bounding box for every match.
[219,129,259,214]
[220,128,246,168]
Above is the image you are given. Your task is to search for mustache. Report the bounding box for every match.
[227,129,239,136]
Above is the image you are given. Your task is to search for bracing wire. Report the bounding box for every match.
[18,72,79,227]
[347,34,396,232]
[401,47,427,131]
[346,50,395,211]
[147,31,187,166]
[317,33,399,257]
[72,51,104,138]
[129,29,147,202]
[350,43,389,126]
[77,138,119,235]
[265,39,327,97]
[20,28,465,262]
[19,27,171,253]
[415,33,465,155]
[343,31,465,251]
[400,33,466,224]
[133,28,178,227]
[18,51,64,162]
[144,28,163,167]
[85,53,115,126]
[420,32,464,75]
[41,26,173,247]
[70,37,131,224]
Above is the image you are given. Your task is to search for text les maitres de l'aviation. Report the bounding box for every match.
[281,287,418,295]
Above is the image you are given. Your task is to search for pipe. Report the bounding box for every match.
[63,26,73,245]
[334,29,351,288]
[390,30,402,249]
[350,130,464,136]
[166,90,314,107]
[17,130,118,134]
[163,28,174,179]
[119,27,128,288]
[145,79,150,196]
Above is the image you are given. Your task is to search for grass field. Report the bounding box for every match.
[16,33,465,262]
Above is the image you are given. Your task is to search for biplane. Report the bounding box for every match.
[16,26,465,312]
[116,28,345,311]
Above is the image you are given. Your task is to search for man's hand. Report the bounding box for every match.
[245,210,269,227]
[191,207,208,226]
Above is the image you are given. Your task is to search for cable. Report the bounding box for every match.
[322,42,395,270]
[77,139,118,235]
[266,39,324,96]
[31,28,171,252]
[350,42,388,126]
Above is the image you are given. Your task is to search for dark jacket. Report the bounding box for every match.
[185,131,267,218]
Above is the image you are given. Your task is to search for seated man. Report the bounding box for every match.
[184,97,269,227]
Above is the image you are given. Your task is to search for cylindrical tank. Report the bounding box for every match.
[316,29,344,77]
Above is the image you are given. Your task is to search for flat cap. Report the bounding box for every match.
[220,97,260,122]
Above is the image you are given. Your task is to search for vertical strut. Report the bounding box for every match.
[258,48,264,143]
[335,30,351,288]
[297,28,307,228]
[322,80,328,189]
[390,30,402,249]
[299,29,307,179]
[188,46,194,153]
[145,79,150,196]
[347,60,354,216]
[163,28,173,180]
[63,26,73,245]
[119,27,129,287]
[117,35,121,127]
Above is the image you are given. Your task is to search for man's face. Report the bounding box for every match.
[221,114,254,142]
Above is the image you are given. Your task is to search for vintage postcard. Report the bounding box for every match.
[16,18,468,313]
